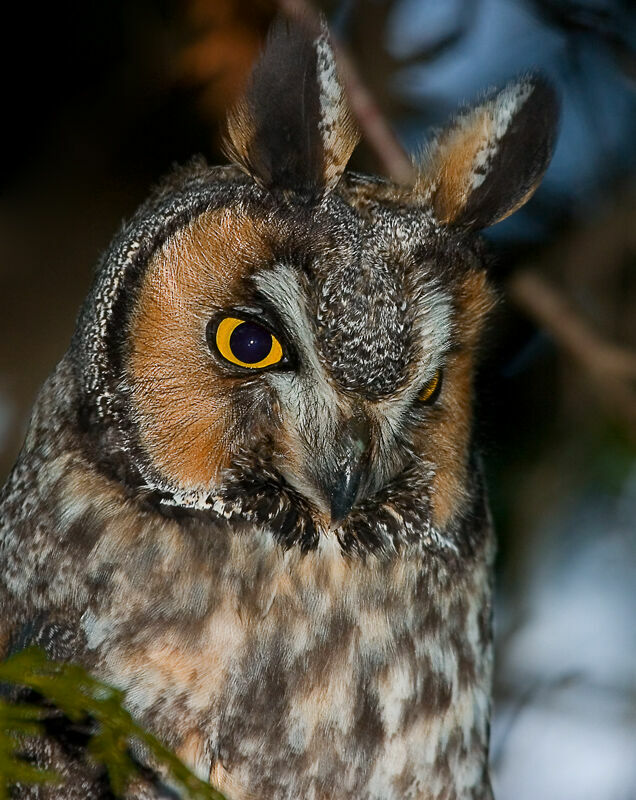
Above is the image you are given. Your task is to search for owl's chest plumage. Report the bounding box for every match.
[2,444,493,800]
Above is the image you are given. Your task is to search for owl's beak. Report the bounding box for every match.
[321,416,371,527]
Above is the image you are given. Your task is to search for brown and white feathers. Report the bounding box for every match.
[224,17,359,199]
[417,75,559,228]
[0,16,559,800]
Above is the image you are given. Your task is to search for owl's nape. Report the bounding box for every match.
[0,15,561,800]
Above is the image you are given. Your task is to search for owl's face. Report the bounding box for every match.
[77,20,558,557]
[126,187,489,553]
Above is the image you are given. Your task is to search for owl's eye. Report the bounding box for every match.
[212,317,284,369]
[417,369,442,405]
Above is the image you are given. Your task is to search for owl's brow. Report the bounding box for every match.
[224,292,298,351]
[251,265,314,347]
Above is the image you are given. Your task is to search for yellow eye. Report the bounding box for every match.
[418,369,442,404]
[213,317,284,369]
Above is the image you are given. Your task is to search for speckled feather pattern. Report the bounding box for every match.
[1,358,494,799]
[0,19,559,800]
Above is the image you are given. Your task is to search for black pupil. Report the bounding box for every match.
[230,321,272,364]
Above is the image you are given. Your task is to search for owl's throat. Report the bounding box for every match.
[198,447,474,561]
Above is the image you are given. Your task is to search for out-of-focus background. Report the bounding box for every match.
[1,1,634,797]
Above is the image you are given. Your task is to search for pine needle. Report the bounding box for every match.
[0,648,227,800]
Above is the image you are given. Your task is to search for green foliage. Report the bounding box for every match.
[0,698,60,798]
[0,647,227,800]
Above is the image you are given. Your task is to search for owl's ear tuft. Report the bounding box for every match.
[416,75,559,230]
[223,16,359,200]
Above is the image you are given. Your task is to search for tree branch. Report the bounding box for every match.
[509,268,636,434]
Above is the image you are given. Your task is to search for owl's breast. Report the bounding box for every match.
[74,500,492,800]
[2,440,493,799]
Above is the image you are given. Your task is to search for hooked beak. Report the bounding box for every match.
[318,416,371,527]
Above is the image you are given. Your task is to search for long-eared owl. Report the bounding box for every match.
[0,17,558,800]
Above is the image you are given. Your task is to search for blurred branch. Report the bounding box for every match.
[526,0,636,83]
[381,0,478,69]
[277,0,416,184]
[509,269,636,435]
[491,671,583,769]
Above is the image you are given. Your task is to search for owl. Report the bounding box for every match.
[0,17,558,800]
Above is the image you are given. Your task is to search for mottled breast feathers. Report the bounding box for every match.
[0,14,559,800]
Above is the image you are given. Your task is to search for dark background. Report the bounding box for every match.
[1,2,634,797]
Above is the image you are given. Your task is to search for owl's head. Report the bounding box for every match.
[74,19,558,557]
